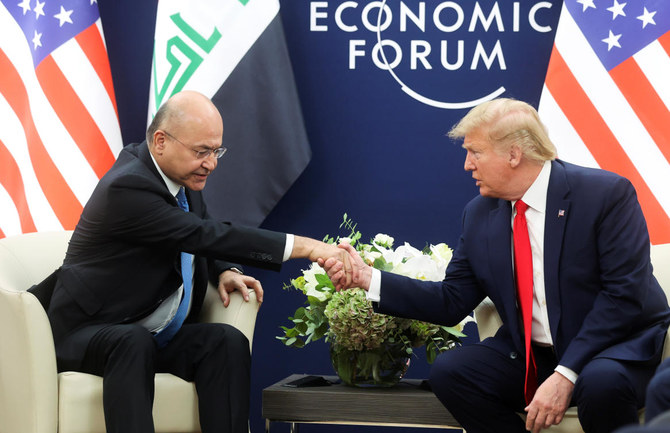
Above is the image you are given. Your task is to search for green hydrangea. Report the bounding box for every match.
[324,289,394,351]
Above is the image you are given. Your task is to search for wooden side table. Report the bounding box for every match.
[262,374,461,432]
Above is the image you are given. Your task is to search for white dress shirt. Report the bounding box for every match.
[367,160,577,383]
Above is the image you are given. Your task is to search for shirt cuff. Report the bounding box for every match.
[555,365,578,384]
[283,234,294,262]
[365,268,382,302]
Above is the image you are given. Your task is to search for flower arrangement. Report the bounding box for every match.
[278,215,473,385]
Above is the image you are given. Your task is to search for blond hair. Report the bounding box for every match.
[448,98,557,162]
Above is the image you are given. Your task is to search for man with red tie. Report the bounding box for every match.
[323,98,670,433]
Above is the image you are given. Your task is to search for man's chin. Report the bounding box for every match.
[186,179,207,191]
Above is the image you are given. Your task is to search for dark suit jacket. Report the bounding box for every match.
[377,159,670,375]
[47,141,286,369]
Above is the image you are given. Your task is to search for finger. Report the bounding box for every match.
[326,261,344,278]
[524,406,537,433]
[341,252,352,287]
[317,258,325,266]
[245,276,264,304]
[338,242,357,256]
[331,270,344,287]
[219,287,231,307]
[237,282,251,301]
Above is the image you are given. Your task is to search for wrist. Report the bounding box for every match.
[360,266,373,291]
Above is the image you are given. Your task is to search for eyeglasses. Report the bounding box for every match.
[162,130,227,159]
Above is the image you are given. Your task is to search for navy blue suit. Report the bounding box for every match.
[376,160,670,433]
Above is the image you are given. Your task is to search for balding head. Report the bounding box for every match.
[147,91,224,191]
[147,91,222,145]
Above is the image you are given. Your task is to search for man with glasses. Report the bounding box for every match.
[46,90,352,433]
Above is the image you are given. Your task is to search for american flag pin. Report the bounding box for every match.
[558,209,566,218]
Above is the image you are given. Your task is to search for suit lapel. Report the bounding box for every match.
[487,199,524,351]
[544,160,570,351]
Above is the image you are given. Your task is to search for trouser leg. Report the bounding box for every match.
[644,358,670,423]
[429,343,529,433]
[158,323,251,433]
[81,324,157,433]
[575,357,657,433]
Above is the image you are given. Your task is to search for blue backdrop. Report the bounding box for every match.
[98,1,562,431]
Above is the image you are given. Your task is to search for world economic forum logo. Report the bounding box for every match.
[310,0,555,109]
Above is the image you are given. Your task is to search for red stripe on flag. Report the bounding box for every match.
[545,46,670,244]
[0,48,82,229]
[609,58,670,165]
[658,31,670,57]
[0,139,37,233]
[36,56,115,179]
[75,24,118,117]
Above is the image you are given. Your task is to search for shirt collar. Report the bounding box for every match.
[513,160,552,213]
[149,150,182,197]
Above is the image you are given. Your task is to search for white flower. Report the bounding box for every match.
[302,263,330,302]
[360,250,382,265]
[338,237,352,245]
[373,233,394,248]
[393,255,445,281]
[430,243,453,263]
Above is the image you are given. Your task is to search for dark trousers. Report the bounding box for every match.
[644,358,670,423]
[80,322,251,433]
[429,341,657,433]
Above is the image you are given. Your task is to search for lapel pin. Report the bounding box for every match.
[558,209,565,218]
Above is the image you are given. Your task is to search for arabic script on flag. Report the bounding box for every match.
[0,0,122,238]
[540,0,670,244]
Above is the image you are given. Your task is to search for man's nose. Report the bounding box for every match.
[202,154,218,170]
[464,153,475,171]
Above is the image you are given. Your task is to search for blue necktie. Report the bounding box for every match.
[154,187,193,348]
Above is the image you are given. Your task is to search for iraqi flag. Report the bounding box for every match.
[148,0,310,227]
[539,0,670,244]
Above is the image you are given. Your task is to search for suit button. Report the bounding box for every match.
[510,352,518,360]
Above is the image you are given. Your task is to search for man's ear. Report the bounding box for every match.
[153,131,166,154]
[509,145,523,168]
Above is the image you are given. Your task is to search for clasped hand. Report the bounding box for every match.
[318,243,372,291]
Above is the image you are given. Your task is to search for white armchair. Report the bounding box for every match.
[473,243,670,432]
[0,230,260,433]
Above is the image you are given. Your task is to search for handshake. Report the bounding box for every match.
[295,236,373,291]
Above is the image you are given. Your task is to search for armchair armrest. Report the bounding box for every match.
[0,287,58,433]
[199,283,260,352]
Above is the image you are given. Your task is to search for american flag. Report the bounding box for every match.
[0,0,122,239]
[539,0,670,245]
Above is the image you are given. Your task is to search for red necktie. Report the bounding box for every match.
[513,200,537,405]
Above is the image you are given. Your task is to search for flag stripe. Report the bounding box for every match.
[0,48,83,229]
[0,138,37,233]
[659,31,670,57]
[52,34,122,156]
[634,40,670,114]
[609,58,670,165]
[75,23,118,117]
[36,55,116,178]
[539,87,599,168]
[545,47,670,244]
[0,91,62,233]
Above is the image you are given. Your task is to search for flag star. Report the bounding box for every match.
[33,0,45,19]
[32,29,42,50]
[54,6,73,26]
[577,0,596,12]
[90,0,97,4]
[17,0,31,15]
[606,0,626,20]
[602,30,622,51]
[637,7,656,29]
